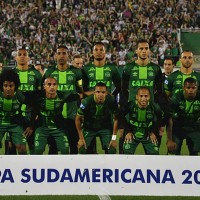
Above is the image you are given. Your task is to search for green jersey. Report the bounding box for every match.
[164,70,200,97]
[170,91,200,127]
[16,68,42,92]
[15,67,42,118]
[44,65,82,94]
[77,94,118,131]
[122,101,163,139]
[82,62,121,95]
[36,92,75,128]
[122,61,163,101]
[44,65,82,119]
[0,91,26,125]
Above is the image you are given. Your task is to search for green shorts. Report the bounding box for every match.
[123,137,159,155]
[172,124,200,155]
[34,126,69,154]
[83,129,112,151]
[0,124,26,146]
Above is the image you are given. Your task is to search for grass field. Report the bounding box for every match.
[0,196,199,200]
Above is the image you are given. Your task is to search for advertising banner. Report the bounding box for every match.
[0,155,199,196]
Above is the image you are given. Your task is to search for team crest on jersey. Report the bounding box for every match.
[13,105,20,109]
[29,76,34,81]
[164,80,168,85]
[194,105,200,111]
[68,76,73,81]
[55,103,61,108]
[148,72,154,77]
[147,114,153,119]
[105,72,110,77]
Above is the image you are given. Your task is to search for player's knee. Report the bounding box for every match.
[16,144,27,155]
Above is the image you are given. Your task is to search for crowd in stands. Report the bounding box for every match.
[0,0,200,68]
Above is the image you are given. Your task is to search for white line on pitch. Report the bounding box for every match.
[98,195,111,200]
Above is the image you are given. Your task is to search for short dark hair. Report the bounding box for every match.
[16,47,29,56]
[93,42,105,50]
[136,38,149,48]
[0,70,20,91]
[44,76,58,85]
[181,50,192,55]
[94,82,107,90]
[57,45,68,51]
[137,86,150,95]
[164,57,174,64]
[184,77,197,86]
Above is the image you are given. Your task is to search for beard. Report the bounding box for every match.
[95,57,104,61]
[138,55,147,60]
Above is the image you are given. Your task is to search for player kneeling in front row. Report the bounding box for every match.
[34,77,79,154]
[0,70,34,154]
[76,82,118,154]
[121,86,164,155]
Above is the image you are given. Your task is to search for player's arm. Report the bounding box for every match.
[108,114,118,149]
[76,79,84,99]
[166,117,176,152]
[75,114,87,149]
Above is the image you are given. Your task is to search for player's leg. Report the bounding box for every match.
[34,127,49,155]
[186,130,200,156]
[4,132,17,155]
[53,129,69,154]
[99,129,116,154]
[123,137,138,154]
[10,124,27,155]
[64,118,79,154]
[79,130,95,154]
[143,138,159,155]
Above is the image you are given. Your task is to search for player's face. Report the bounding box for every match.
[93,44,106,61]
[3,81,15,98]
[184,82,197,100]
[15,49,30,66]
[164,59,174,75]
[55,48,68,65]
[73,58,83,68]
[136,42,150,60]
[44,78,58,96]
[180,52,194,69]
[94,86,107,104]
[136,89,150,108]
